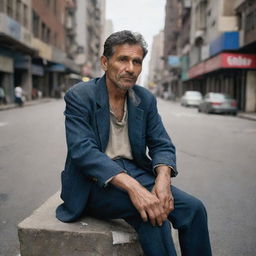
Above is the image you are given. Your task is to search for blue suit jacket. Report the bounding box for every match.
[56,75,178,222]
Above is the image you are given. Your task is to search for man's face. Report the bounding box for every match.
[101,43,144,91]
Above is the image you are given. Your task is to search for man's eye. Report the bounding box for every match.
[134,60,142,65]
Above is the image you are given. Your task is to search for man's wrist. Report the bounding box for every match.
[155,165,171,176]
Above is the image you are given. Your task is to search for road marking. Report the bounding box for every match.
[0,122,8,127]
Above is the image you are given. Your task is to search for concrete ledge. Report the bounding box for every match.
[18,192,143,256]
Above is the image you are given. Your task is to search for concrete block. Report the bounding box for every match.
[18,192,143,256]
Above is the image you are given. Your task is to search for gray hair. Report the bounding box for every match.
[103,30,148,59]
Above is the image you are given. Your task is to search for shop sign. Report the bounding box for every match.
[32,64,44,76]
[168,56,181,67]
[221,53,256,69]
[189,52,256,79]
[0,55,13,73]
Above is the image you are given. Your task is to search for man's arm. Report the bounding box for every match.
[152,165,174,216]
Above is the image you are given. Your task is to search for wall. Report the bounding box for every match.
[245,70,256,112]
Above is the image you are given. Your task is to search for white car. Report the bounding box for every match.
[181,91,203,107]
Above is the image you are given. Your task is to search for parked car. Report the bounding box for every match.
[181,91,203,107]
[198,92,237,115]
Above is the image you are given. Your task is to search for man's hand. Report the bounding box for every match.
[111,172,167,226]
[152,166,174,217]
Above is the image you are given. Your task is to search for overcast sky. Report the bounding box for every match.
[105,0,166,85]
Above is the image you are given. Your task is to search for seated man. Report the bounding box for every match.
[56,30,212,256]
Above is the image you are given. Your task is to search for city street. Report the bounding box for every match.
[0,98,256,256]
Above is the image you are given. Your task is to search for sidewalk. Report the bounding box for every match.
[237,112,256,122]
[0,98,54,111]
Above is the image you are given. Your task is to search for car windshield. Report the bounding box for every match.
[186,91,202,97]
[209,93,231,100]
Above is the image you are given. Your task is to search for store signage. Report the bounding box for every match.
[222,53,256,69]
[0,55,13,73]
[189,53,256,79]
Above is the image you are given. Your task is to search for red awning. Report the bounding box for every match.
[188,53,256,79]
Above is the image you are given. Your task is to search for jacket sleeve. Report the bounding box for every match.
[145,96,178,177]
[64,89,125,187]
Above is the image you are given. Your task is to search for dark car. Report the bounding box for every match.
[198,92,237,115]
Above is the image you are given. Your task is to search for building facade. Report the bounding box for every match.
[75,0,105,80]
[162,0,256,113]
[0,0,34,102]
[0,0,80,103]
[162,0,182,99]
[147,30,165,95]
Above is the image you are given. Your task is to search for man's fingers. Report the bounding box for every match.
[140,210,148,223]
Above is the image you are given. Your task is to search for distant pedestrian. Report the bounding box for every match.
[15,86,24,107]
[0,86,6,105]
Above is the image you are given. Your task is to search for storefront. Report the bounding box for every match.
[187,52,256,112]
[0,54,14,103]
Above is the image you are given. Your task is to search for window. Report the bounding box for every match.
[23,4,28,27]
[7,0,13,17]
[0,0,4,12]
[16,0,21,22]
[33,11,40,38]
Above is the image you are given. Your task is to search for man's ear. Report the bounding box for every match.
[101,56,108,71]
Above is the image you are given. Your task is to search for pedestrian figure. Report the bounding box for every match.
[14,86,24,107]
[56,30,212,256]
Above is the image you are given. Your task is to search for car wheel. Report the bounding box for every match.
[232,112,237,116]
[198,108,201,112]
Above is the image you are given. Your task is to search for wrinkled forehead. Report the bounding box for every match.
[111,43,144,58]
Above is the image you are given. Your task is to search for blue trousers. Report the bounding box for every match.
[86,159,212,256]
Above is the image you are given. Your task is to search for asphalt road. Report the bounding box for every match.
[0,98,256,256]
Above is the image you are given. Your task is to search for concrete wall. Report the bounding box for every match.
[245,71,256,112]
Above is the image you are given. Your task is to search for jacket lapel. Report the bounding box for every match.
[95,76,110,152]
[127,89,144,157]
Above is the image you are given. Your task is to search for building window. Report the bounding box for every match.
[16,0,22,23]
[245,10,256,32]
[0,0,4,12]
[33,11,40,38]
[7,0,13,17]
[41,23,51,43]
[46,28,51,43]
[23,4,28,28]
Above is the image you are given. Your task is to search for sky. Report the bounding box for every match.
[105,0,166,85]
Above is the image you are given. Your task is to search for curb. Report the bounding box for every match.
[0,98,56,111]
[237,113,256,122]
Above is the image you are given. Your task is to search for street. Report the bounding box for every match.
[0,98,256,256]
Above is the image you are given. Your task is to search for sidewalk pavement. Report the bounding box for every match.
[0,98,55,111]
[237,112,256,122]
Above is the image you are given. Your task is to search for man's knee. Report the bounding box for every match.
[170,195,207,230]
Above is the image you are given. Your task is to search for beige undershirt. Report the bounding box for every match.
[105,99,133,160]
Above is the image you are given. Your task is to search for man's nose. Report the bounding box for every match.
[125,61,134,73]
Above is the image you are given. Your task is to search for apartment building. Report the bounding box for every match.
[177,0,256,112]
[75,0,105,79]
[0,0,34,102]
[147,31,165,95]
[31,0,79,98]
[0,0,80,103]
[162,0,182,98]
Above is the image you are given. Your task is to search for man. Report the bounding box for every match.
[56,30,212,256]
[14,86,24,106]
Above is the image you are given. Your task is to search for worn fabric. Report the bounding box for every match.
[56,75,177,222]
